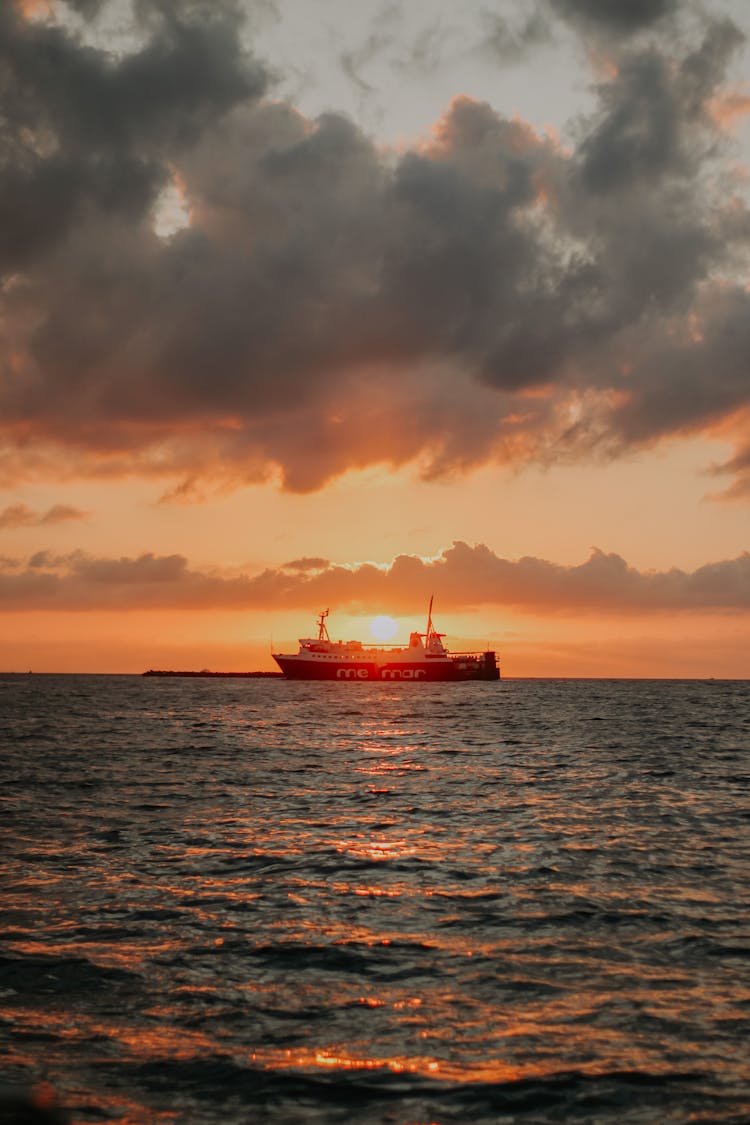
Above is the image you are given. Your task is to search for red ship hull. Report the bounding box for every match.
[273,655,499,681]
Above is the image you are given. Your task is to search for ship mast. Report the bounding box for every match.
[424,595,446,650]
[317,609,330,642]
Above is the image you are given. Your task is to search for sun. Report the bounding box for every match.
[369,614,398,642]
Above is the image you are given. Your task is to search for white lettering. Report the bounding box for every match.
[380,668,426,680]
[336,667,370,679]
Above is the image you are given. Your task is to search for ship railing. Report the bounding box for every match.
[357,643,412,650]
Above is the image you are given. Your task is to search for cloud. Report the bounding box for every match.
[0,1,749,497]
[0,504,43,529]
[708,424,750,500]
[547,0,680,37]
[40,503,89,524]
[0,2,265,270]
[339,10,396,94]
[480,6,552,62]
[0,542,747,613]
[282,556,331,571]
[0,502,88,528]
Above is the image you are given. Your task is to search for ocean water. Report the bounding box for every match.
[1,674,748,1124]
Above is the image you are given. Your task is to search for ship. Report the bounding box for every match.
[272,599,500,681]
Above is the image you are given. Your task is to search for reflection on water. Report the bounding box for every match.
[1,675,749,1123]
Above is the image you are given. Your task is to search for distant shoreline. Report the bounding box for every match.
[142,670,284,678]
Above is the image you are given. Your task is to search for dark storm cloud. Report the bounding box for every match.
[0,0,265,271]
[576,19,744,194]
[547,0,680,36]
[64,0,109,14]
[0,542,747,612]
[0,1,749,496]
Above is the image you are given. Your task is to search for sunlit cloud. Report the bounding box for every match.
[1,543,747,613]
[708,88,750,130]
[151,171,192,239]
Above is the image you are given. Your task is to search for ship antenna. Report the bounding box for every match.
[317,608,330,642]
[426,595,434,643]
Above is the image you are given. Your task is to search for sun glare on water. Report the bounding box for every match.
[369,615,398,642]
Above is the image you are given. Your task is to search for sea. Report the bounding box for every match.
[1,674,748,1125]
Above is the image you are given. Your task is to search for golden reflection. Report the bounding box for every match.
[269,914,510,959]
[341,836,417,862]
[252,1044,551,1084]
[253,1045,445,1078]
[355,755,427,776]
[352,885,405,897]
[313,1050,439,1075]
[332,827,461,864]
[0,1006,215,1060]
[5,992,743,1097]
[6,938,183,971]
[330,877,413,897]
[109,1023,216,1057]
[67,1089,179,1125]
[247,997,731,1083]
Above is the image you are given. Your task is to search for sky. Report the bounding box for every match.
[0,0,749,676]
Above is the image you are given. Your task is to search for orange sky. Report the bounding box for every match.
[1,451,747,675]
[0,1,748,676]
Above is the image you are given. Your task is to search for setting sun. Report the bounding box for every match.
[369,615,398,642]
